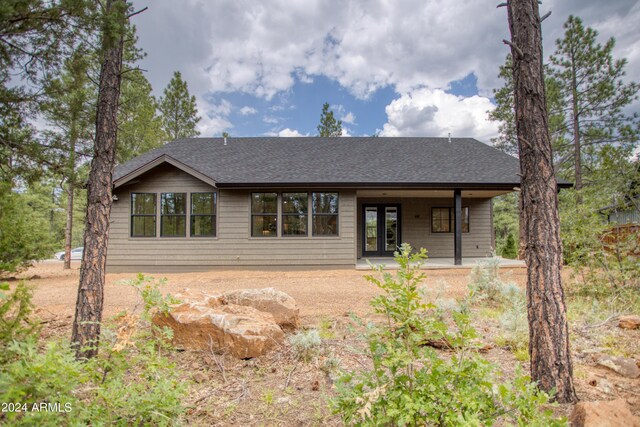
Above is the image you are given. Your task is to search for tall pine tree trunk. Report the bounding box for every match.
[71,0,126,360]
[505,0,578,403]
[63,181,74,269]
[63,129,76,270]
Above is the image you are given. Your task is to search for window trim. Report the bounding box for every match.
[251,192,279,238]
[312,192,340,237]
[160,192,187,238]
[190,192,217,238]
[130,192,157,238]
[430,206,470,234]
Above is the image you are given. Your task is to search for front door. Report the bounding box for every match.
[362,204,401,257]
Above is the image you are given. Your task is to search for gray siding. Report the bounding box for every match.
[357,197,494,259]
[107,164,356,272]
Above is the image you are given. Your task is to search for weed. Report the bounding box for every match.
[318,317,336,339]
[289,329,322,361]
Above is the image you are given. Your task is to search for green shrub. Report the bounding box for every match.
[497,284,529,355]
[0,275,186,426]
[0,184,56,275]
[0,282,38,360]
[468,254,511,303]
[331,244,565,427]
[118,273,180,320]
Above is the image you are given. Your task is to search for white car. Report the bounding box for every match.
[55,247,84,261]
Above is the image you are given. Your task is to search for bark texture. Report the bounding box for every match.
[71,0,125,360]
[505,0,578,403]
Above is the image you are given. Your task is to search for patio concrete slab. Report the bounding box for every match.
[356,257,525,270]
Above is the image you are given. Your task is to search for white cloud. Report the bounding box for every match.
[239,106,257,115]
[133,0,513,99]
[133,0,640,121]
[263,115,280,124]
[380,88,498,142]
[196,99,233,136]
[277,128,307,137]
[209,99,233,116]
[341,111,356,125]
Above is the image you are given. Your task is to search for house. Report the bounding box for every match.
[107,137,564,272]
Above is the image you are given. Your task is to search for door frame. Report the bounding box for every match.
[361,204,401,257]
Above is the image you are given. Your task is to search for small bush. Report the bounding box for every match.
[498,284,529,354]
[0,275,186,426]
[0,282,38,360]
[332,244,564,427]
[469,254,513,303]
[289,329,322,361]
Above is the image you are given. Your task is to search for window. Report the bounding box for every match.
[131,193,156,237]
[431,207,469,233]
[191,193,216,237]
[252,192,278,237]
[282,192,308,236]
[312,192,339,236]
[161,193,186,237]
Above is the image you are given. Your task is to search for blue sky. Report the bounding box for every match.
[131,0,640,142]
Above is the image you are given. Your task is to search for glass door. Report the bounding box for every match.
[362,204,401,257]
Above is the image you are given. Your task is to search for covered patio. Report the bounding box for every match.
[356,188,515,266]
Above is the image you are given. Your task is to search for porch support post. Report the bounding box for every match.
[454,189,462,265]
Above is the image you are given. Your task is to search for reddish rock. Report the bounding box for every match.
[223,288,300,328]
[618,315,640,330]
[174,288,225,308]
[153,303,284,358]
[570,399,640,427]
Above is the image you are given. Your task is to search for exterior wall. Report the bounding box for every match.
[357,197,494,259]
[107,164,356,272]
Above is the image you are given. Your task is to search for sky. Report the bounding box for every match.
[129,0,640,142]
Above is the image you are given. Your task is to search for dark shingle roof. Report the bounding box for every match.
[114,137,532,188]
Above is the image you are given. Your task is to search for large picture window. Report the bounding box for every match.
[431,207,469,233]
[312,192,339,236]
[161,193,186,237]
[252,192,278,237]
[131,193,156,237]
[282,192,308,236]
[191,193,216,237]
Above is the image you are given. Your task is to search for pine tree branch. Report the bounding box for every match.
[502,39,523,58]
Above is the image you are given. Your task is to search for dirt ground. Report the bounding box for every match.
[17,260,530,323]
[8,261,640,425]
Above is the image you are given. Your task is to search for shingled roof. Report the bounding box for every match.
[113,137,561,189]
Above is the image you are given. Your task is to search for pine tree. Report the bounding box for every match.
[71,0,129,360]
[117,69,165,162]
[41,50,96,269]
[549,16,639,196]
[159,71,201,140]
[0,0,89,185]
[317,102,342,137]
[504,0,577,403]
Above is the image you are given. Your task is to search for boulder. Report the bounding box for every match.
[174,288,224,308]
[597,355,640,379]
[152,303,284,359]
[570,399,640,427]
[223,288,300,328]
[618,315,640,330]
